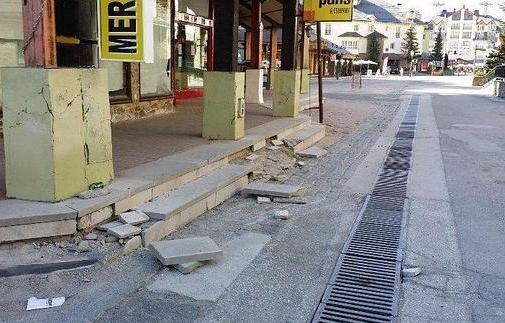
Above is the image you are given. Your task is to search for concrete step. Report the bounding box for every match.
[0,200,77,244]
[284,123,326,153]
[140,164,253,246]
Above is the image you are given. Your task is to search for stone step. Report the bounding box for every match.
[140,164,253,246]
[0,200,77,244]
[284,124,326,153]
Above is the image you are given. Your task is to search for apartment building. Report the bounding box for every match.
[429,6,501,66]
[321,0,425,69]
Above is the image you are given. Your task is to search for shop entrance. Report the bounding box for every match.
[173,0,213,100]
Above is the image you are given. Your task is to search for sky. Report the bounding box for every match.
[383,0,504,20]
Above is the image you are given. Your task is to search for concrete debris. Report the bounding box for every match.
[119,210,150,226]
[105,235,118,243]
[274,210,290,220]
[122,236,142,256]
[252,171,263,177]
[242,182,305,198]
[76,240,92,253]
[273,175,289,182]
[245,154,259,161]
[402,267,422,277]
[78,187,111,199]
[267,146,281,151]
[150,237,223,266]
[107,224,141,239]
[173,261,208,274]
[84,233,98,240]
[297,161,306,167]
[272,197,308,204]
[271,139,284,146]
[298,147,328,159]
[257,196,272,204]
[97,221,123,232]
[26,297,65,311]
[267,156,280,162]
[283,139,298,148]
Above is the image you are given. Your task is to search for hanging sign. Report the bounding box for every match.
[98,0,154,62]
[303,0,354,22]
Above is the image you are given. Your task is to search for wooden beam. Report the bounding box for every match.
[23,0,57,67]
[214,0,239,72]
[270,27,278,68]
[281,0,297,70]
[250,0,262,69]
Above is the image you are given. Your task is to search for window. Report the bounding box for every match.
[354,25,359,32]
[141,0,172,97]
[450,31,460,39]
[390,42,395,49]
[462,41,470,47]
[462,32,472,39]
[342,40,358,49]
[369,25,374,32]
[395,27,401,38]
[451,23,460,30]
[462,23,472,30]
[325,24,331,35]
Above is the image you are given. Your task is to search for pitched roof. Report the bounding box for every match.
[354,0,401,23]
[338,32,364,38]
[367,30,388,39]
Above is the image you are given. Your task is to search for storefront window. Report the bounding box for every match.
[100,61,128,97]
[177,0,209,18]
[141,0,172,97]
[175,23,208,90]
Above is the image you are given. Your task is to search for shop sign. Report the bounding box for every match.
[303,0,354,22]
[98,0,154,62]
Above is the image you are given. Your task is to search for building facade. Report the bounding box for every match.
[429,6,501,66]
[321,0,425,70]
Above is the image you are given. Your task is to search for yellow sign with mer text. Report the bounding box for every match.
[99,0,144,61]
[303,0,354,22]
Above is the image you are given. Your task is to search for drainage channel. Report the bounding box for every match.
[312,96,420,323]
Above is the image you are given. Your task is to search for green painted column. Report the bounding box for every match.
[272,70,300,117]
[203,71,245,140]
[300,68,310,93]
[267,68,276,90]
[1,68,114,202]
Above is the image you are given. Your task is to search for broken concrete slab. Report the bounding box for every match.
[267,146,281,151]
[97,220,122,231]
[107,224,141,239]
[403,267,422,277]
[149,237,223,266]
[173,261,208,274]
[242,182,304,198]
[0,220,76,244]
[122,236,142,255]
[148,232,270,301]
[257,196,272,204]
[298,147,328,158]
[118,210,149,226]
[274,210,290,220]
[271,139,284,146]
[0,200,77,227]
[245,154,259,161]
[272,197,308,204]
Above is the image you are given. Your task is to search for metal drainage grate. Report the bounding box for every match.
[312,96,420,323]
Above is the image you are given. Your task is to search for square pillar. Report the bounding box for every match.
[272,70,300,117]
[245,69,264,104]
[1,68,113,202]
[203,72,245,140]
[300,68,310,93]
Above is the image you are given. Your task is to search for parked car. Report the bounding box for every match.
[389,65,400,75]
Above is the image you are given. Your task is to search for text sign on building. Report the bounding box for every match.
[303,0,354,22]
[98,0,154,62]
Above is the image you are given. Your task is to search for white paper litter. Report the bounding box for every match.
[26,297,65,311]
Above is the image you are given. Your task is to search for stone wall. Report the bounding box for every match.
[111,98,175,123]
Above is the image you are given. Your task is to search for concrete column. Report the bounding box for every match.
[300,69,310,93]
[272,70,300,117]
[245,69,264,104]
[1,68,114,202]
[203,72,245,140]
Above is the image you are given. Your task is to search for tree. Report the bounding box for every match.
[401,26,420,65]
[432,31,444,61]
[484,2,505,71]
[367,32,382,66]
